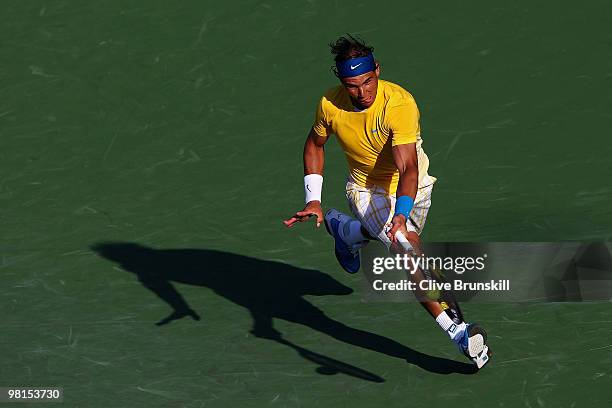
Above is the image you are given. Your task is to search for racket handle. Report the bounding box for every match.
[394,230,414,252]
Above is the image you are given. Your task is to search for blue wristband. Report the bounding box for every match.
[394,195,414,219]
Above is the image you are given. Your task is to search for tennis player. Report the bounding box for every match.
[284,35,490,369]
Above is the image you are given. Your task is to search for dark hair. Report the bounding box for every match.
[329,34,374,62]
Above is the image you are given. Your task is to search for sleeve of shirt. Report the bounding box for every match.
[312,96,332,137]
[387,100,420,146]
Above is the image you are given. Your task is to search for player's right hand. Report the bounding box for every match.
[386,214,409,244]
[283,200,323,228]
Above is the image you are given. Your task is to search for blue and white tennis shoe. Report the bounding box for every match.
[324,209,361,274]
[454,323,491,369]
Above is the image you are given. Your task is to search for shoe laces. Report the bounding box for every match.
[347,240,368,256]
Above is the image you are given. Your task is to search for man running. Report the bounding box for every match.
[284,35,490,369]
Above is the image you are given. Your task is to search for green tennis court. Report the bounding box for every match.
[2,1,612,406]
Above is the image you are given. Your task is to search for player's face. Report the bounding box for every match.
[340,65,380,110]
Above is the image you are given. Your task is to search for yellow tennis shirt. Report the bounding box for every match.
[313,79,436,194]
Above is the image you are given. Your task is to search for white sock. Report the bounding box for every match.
[435,312,466,342]
[339,219,367,246]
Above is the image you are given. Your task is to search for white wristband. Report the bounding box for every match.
[304,174,323,204]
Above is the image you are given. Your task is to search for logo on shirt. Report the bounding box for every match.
[372,129,378,133]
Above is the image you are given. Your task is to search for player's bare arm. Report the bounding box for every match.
[387,142,419,245]
[283,128,328,228]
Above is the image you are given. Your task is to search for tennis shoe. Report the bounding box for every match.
[324,209,361,274]
[455,323,491,369]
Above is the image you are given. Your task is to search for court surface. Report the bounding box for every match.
[2,1,612,406]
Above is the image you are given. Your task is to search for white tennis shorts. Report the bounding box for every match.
[345,178,434,249]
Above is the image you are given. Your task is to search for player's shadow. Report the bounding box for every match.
[92,242,477,380]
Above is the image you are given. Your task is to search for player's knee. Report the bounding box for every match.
[404,231,420,245]
[360,225,377,240]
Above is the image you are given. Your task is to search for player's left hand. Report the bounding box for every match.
[283,200,324,228]
[386,214,409,243]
